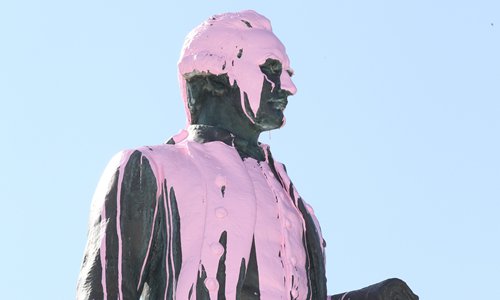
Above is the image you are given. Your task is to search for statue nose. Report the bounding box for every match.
[280,72,297,95]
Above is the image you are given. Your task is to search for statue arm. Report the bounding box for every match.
[328,278,419,300]
[77,150,162,299]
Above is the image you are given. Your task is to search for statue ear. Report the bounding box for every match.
[186,74,230,99]
[185,76,208,123]
[185,74,232,124]
[204,74,231,97]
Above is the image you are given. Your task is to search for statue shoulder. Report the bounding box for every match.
[97,143,182,186]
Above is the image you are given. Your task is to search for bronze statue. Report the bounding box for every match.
[77,10,418,300]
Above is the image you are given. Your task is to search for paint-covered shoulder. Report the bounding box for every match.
[120,142,203,194]
[102,148,152,174]
[95,146,169,192]
[135,142,190,158]
[137,142,191,165]
[273,160,292,186]
[106,148,160,189]
[274,160,288,173]
[135,144,177,160]
[81,146,163,299]
[106,143,188,184]
[90,149,150,204]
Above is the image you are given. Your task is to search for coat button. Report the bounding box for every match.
[215,207,228,218]
[204,278,218,291]
[215,175,226,187]
[210,242,224,256]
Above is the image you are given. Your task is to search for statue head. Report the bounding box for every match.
[178,10,297,131]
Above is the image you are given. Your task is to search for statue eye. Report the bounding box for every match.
[270,61,282,74]
[260,59,282,76]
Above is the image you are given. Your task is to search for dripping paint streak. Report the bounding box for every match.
[170,187,182,286]
[169,188,177,298]
[216,231,227,300]
[289,183,297,206]
[102,168,121,298]
[242,92,255,121]
[263,73,276,92]
[188,283,194,299]
[137,190,160,290]
[100,196,108,299]
[196,264,210,299]
[116,156,128,300]
[162,183,169,299]
[241,238,260,299]
[297,197,327,299]
[235,258,246,300]
[302,233,312,300]
[164,180,174,299]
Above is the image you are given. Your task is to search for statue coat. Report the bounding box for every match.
[77,131,328,300]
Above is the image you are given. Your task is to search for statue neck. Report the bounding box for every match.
[187,124,265,161]
[192,93,262,150]
[186,74,266,160]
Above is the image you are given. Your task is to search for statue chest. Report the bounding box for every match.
[146,142,322,299]
[149,141,315,299]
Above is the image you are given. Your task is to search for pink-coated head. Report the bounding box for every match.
[178,10,297,124]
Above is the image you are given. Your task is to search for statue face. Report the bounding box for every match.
[251,58,294,131]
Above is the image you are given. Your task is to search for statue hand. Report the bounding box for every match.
[330,278,419,300]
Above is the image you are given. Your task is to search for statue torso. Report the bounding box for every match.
[136,132,326,299]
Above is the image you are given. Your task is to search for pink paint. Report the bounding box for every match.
[215,207,228,218]
[215,174,226,188]
[100,206,107,300]
[115,151,131,300]
[137,192,159,290]
[80,10,329,299]
[178,10,297,124]
[257,159,309,296]
[91,152,124,299]
[129,131,325,299]
[81,127,327,298]
[163,184,174,300]
[210,242,224,256]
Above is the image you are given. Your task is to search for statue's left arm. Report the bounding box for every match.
[77,150,164,299]
[328,278,419,300]
[274,162,419,300]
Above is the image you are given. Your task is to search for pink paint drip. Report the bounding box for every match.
[85,11,329,298]
[100,205,107,300]
[116,151,132,300]
[258,160,309,296]
[263,73,276,93]
[88,136,326,299]
[92,151,125,299]
[163,190,169,300]
[137,192,159,290]
[178,10,297,124]
[152,138,322,299]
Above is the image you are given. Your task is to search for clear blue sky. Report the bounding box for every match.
[1,1,499,299]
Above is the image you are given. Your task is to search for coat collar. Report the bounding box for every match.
[185,125,271,162]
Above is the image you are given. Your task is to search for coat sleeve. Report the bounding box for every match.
[77,150,162,299]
